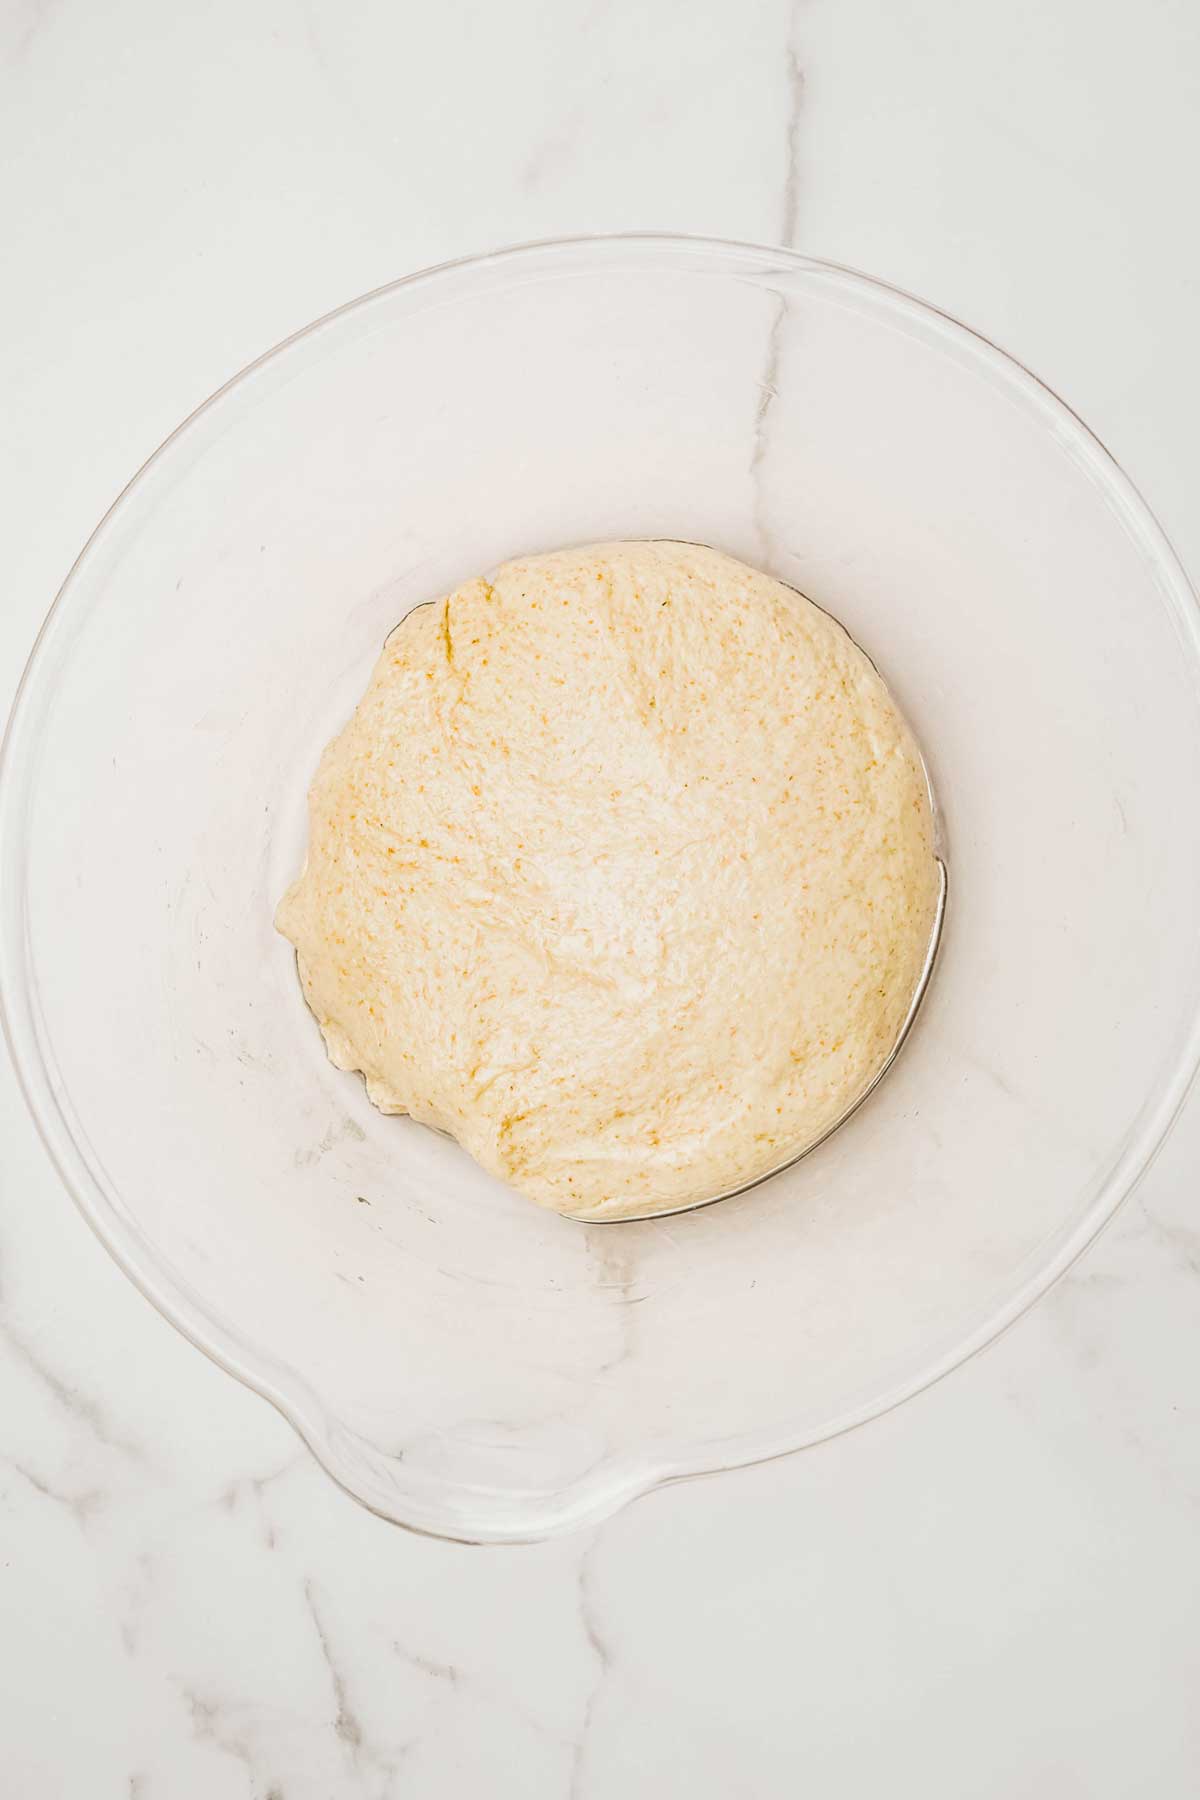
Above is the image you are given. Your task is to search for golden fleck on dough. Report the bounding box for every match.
[276,542,940,1221]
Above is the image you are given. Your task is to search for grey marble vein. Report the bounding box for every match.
[568,1535,613,1800]
[519,123,580,193]
[118,1551,158,1655]
[0,1315,147,1461]
[305,1576,414,1792]
[296,0,400,184]
[5,1456,106,1527]
[752,7,805,565]
[181,1686,267,1789]
[779,10,804,250]
[304,1578,367,1755]
[1,0,60,66]
[216,1452,307,1551]
[751,291,788,565]
[1136,1195,1200,1281]
[392,1635,573,1757]
[396,1648,459,1688]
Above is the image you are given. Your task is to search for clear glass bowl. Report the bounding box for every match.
[4,236,1200,1542]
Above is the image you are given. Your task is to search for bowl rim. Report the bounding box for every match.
[4,230,1200,1543]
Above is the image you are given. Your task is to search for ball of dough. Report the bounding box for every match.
[277,542,940,1220]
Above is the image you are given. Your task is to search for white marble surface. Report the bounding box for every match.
[3,1,1200,1792]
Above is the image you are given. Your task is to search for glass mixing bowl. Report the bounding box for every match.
[4,236,1200,1542]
